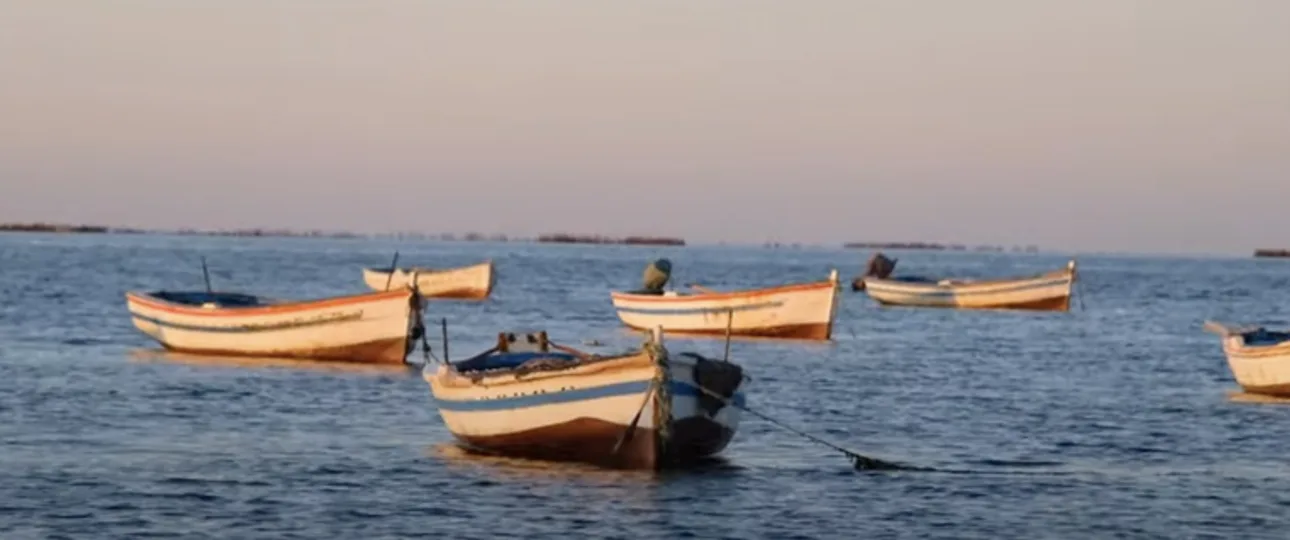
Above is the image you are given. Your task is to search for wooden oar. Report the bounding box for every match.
[687,283,718,294]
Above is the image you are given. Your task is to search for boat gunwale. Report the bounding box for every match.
[863,267,1073,292]
[431,347,657,390]
[1206,321,1290,357]
[610,276,837,304]
[363,260,494,276]
[125,288,413,318]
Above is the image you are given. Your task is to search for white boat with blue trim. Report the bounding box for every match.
[1205,321,1290,397]
[125,288,424,364]
[609,265,840,341]
[426,328,746,470]
[859,257,1077,312]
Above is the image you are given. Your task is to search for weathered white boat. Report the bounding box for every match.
[609,270,841,341]
[860,260,1077,311]
[362,260,494,300]
[1204,321,1290,397]
[125,288,424,364]
[426,328,746,470]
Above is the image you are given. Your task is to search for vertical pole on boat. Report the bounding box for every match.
[441,317,450,363]
[200,256,212,294]
[1070,259,1085,311]
[722,307,733,362]
[384,251,400,291]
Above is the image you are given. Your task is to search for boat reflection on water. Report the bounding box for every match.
[128,348,421,376]
[426,442,741,484]
[1226,390,1290,405]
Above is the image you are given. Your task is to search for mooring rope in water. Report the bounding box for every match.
[689,382,906,471]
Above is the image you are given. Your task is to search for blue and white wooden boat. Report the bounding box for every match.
[861,261,1078,311]
[1205,321,1290,397]
[425,328,746,470]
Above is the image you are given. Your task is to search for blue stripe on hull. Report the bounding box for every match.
[129,311,365,334]
[865,277,1069,298]
[434,380,746,412]
[613,301,782,316]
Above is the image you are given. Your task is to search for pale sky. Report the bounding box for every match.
[1,1,1288,254]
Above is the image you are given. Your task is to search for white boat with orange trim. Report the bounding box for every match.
[609,262,840,341]
[125,288,425,364]
[1204,321,1290,397]
[426,328,746,470]
[858,255,1077,312]
[362,260,494,300]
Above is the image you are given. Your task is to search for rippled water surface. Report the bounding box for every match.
[3,233,1290,539]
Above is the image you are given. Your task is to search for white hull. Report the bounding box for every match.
[363,261,494,300]
[126,289,418,364]
[1206,322,1290,396]
[863,262,1076,311]
[609,270,840,340]
[426,333,745,469]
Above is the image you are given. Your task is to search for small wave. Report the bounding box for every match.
[58,337,117,346]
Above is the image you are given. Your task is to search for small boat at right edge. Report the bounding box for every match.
[1204,321,1290,397]
[854,252,1078,312]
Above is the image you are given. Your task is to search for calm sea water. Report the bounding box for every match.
[2,233,1289,539]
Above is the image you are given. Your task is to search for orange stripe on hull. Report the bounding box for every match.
[424,287,492,301]
[1237,382,1290,398]
[157,336,409,364]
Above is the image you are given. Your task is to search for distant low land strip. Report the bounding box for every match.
[0,223,682,246]
[535,233,685,246]
[1254,249,1290,258]
[844,241,1040,253]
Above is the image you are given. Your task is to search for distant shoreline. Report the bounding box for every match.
[1254,249,1290,258]
[0,222,685,246]
[0,222,1076,253]
[844,241,1040,253]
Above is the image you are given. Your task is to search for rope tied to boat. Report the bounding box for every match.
[647,336,673,461]
[407,274,440,364]
[686,379,905,471]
